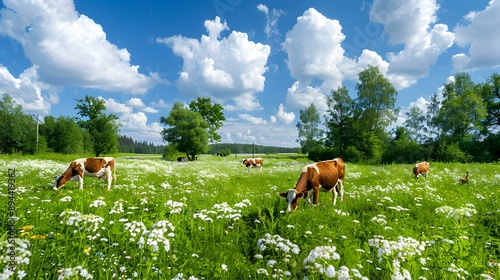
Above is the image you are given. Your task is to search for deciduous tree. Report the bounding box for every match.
[160,102,210,161]
[75,95,119,156]
[189,97,225,143]
[296,103,323,154]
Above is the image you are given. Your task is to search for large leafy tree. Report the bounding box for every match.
[404,106,426,143]
[325,85,355,158]
[75,95,119,156]
[41,116,84,154]
[160,102,210,161]
[296,103,323,154]
[189,97,225,143]
[482,72,500,132]
[0,94,37,154]
[434,72,487,142]
[355,65,398,132]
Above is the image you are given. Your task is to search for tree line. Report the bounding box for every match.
[208,143,299,155]
[297,66,500,163]
[0,94,121,156]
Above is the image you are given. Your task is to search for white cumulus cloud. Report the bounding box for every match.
[158,16,270,111]
[452,0,500,71]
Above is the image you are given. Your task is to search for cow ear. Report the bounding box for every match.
[279,192,287,197]
[297,192,305,198]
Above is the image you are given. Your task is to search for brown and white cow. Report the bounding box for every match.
[241,158,264,172]
[413,161,430,179]
[54,157,116,191]
[280,158,345,213]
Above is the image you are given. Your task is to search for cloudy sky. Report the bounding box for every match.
[1,0,499,147]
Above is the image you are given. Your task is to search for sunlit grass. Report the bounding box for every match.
[1,155,499,279]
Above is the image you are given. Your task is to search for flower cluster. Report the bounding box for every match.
[57,266,93,280]
[257,233,300,255]
[89,197,106,208]
[109,199,124,214]
[303,246,340,277]
[164,200,187,214]
[435,205,477,220]
[193,200,252,222]
[368,235,428,279]
[0,238,31,276]
[138,220,175,253]
[124,221,146,240]
[60,210,104,232]
[60,196,72,202]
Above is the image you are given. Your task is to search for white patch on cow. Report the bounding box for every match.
[286,189,296,212]
[303,163,320,175]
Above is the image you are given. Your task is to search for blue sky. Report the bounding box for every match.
[1,0,499,147]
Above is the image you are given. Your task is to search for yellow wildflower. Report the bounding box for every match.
[22,225,34,231]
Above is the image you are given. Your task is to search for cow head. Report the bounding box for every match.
[241,159,248,166]
[279,189,307,213]
[53,175,63,191]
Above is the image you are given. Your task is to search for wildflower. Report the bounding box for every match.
[60,196,72,202]
[221,264,228,272]
[257,233,300,255]
[89,199,106,208]
[84,247,91,255]
[22,225,34,231]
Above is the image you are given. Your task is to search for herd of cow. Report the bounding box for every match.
[52,157,467,213]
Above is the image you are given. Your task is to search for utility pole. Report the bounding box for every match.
[252,142,255,158]
[32,114,42,153]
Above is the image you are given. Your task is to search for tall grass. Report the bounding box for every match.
[0,155,499,279]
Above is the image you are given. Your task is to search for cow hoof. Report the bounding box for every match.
[53,187,58,191]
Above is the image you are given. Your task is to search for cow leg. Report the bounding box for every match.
[332,183,338,206]
[79,175,84,190]
[332,180,344,206]
[106,168,112,190]
[312,186,320,205]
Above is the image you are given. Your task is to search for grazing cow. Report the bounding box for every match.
[413,162,430,179]
[460,171,469,184]
[54,157,116,191]
[241,158,264,172]
[280,158,345,213]
[177,157,187,162]
[217,153,226,157]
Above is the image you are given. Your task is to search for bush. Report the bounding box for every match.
[436,142,472,163]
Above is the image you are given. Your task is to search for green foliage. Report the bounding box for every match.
[325,85,355,158]
[118,135,164,154]
[75,95,120,156]
[306,146,337,162]
[208,143,299,155]
[189,97,225,143]
[436,142,473,163]
[160,102,210,161]
[296,103,323,154]
[382,128,430,164]
[41,116,84,154]
[435,73,487,141]
[0,94,37,154]
[355,65,398,132]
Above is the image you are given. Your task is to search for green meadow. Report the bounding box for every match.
[1,155,500,279]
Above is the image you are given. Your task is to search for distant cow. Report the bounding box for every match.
[217,153,226,157]
[413,162,430,179]
[280,158,345,213]
[177,157,187,162]
[241,158,264,172]
[54,157,116,191]
[460,171,469,184]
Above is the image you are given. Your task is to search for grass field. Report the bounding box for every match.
[1,154,499,279]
